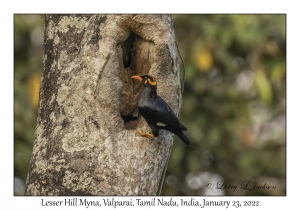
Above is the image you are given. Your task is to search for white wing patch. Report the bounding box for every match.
[157,122,167,126]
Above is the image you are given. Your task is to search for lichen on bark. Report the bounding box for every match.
[25,14,181,196]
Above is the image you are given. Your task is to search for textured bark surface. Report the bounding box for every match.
[25,14,181,196]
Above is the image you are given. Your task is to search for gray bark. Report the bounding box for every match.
[25,14,181,196]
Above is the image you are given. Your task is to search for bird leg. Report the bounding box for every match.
[135,130,154,139]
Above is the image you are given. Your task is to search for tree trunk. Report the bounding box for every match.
[25,14,182,196]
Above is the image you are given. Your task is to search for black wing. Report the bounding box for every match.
[139,95,186,131]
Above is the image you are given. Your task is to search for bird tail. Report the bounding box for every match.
[176,131,190,145]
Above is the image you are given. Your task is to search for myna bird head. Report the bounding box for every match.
[131,75,157,86]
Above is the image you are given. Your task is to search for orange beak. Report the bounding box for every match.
[131,75,143,82]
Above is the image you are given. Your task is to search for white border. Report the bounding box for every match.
[3,0,297,209]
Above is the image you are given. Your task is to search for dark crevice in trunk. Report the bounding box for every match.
[119,32,152,129]
[121,32,135,68]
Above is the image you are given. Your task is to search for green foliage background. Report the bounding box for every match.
[14,15,286,195]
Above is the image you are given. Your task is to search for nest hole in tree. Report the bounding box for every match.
[119,31,153,129]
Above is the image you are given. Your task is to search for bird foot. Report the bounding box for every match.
[135,130,154,139]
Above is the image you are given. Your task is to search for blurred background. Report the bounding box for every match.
[14,14,286,195]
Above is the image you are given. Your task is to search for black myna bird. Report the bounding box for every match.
[131,75,190,145]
